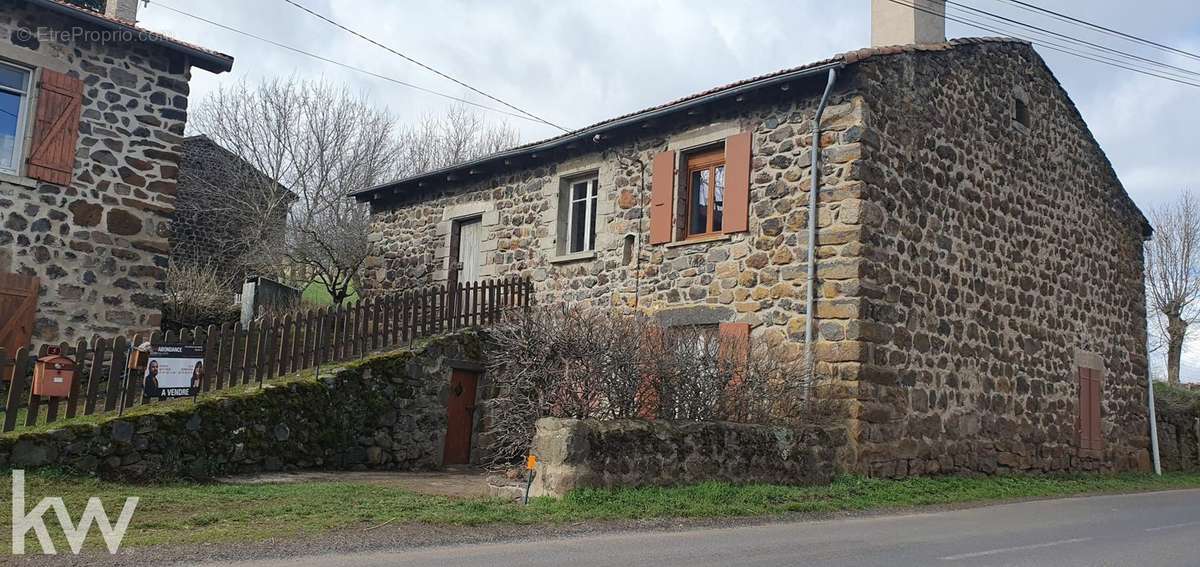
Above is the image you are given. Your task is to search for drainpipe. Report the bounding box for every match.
[1147,336,1162,475]
[805,67,839,390]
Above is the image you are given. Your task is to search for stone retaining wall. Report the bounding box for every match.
[0,332,480,481]
[528,417,846,497]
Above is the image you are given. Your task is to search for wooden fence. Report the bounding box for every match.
[0,277,531,433]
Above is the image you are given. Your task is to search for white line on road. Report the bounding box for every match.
[940,537,1094,561]
[1145,521,1200,532]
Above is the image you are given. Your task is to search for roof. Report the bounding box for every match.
[181,134,296,200]
[27,0,234,73]
[353,37,1023,201]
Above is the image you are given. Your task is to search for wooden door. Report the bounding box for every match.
[443,368,479,465]
[454,218,482,284]
[0,273,38,378]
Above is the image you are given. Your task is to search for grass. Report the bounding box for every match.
[302,277,358,306]
[3,470,1199,553]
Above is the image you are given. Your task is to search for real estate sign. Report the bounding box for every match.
[145,344,204,398]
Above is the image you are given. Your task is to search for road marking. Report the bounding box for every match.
[1145,521,1200,532]
[940,537,1093,561]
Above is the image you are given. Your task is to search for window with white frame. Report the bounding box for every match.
[562,175,599,254]
[0,62,31,175]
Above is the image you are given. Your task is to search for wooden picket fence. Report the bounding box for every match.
[0,277,532,433]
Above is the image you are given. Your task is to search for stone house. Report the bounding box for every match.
[354,3,1151,477]
[0,0,232,341]
[173,134,293,291]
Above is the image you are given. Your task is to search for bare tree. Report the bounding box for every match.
[189,79,519,305]
[1146,191,1200,385]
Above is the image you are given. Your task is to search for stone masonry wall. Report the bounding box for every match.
[847,42,1151,476]
[1,3,192,341]
[366,82,873,367]
[0,332,480,481]
[529,417,845,497]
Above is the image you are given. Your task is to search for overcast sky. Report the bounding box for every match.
[139,0,1200,380]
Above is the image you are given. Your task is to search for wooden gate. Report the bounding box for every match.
[0,273,38,378]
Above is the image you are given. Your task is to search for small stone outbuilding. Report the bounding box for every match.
[0,0,233,341]
[355,9,1151,477]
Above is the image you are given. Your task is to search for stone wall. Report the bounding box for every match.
[847,42,1151,476]
[0,332,481,481]
[1,3,193,341]
[529,417,845,497]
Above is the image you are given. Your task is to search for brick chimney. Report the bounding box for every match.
[871,0,946,47]
[104,0,140,23]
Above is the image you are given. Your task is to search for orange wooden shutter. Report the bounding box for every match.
[722,132,752,233]
[649,151,675,245]
[0,274,39,379]
[718,322,750,383]
[1089,370,1103,451]
[26,70,84,186]
[1077,367,1091,450]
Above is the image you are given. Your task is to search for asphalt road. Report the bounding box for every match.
[203,489,1200,567]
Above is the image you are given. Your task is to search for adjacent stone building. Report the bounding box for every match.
[173,134,292,290]
[0,0,232,341]
[356,5,1151,477]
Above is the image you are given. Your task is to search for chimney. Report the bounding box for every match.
[871,0,946,47]
[104,0,140,23]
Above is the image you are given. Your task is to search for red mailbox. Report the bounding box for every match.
[33,347,75,398]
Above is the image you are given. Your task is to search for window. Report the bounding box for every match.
[0,62,31,175]
[684,147,726,238]
[1013,95,1030,129]
[563,175,598,254]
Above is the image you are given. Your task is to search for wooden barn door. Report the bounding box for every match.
[443,368,479,465]
[0,273,38,379]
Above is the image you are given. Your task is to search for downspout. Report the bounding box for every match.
[805,67,839,390]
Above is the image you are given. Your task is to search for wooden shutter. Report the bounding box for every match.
[718,322,750,385]
[0,273,39,379]
[722,132,752,233]
[26,70,84,186]
[1077,367,1104,451]
[649,151,675,245]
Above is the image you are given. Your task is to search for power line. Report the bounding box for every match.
[278,0,570,133]
[947,0,1200,79]
[884,0,1200,89]
[995,0,1200,64]
[942,3,1200,84]
[145,0,549,124]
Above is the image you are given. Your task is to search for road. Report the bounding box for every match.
[203,489,1200,567]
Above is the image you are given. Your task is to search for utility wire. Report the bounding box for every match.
[942,3,1200,84]
[884,0,1200,89]
[947,0,1200,79]
[278,0,570,133]
[145,0,548,124]
[996,0,1200,64]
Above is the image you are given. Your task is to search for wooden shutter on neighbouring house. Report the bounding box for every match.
[649,151,675,245]
[26,70,84,186]
[722,132,752,234]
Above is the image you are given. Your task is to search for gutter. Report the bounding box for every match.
[28,0,234,73]
[353,61,846,201]
[805,67,839,390]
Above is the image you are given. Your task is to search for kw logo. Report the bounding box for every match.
[9,470,139,555]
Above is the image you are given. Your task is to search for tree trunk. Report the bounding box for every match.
[1167,314,1188,386]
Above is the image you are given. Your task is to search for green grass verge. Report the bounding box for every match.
[302,278,358,306]
[3,470,1199,552]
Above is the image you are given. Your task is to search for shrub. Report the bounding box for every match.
[480,306,841,467]
[162,263,240,330]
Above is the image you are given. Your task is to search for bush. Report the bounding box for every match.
[480,306,841,467]
[162,263,241,330]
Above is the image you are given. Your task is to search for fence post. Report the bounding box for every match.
[3,347,30,432]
